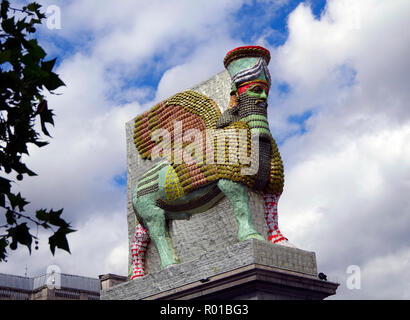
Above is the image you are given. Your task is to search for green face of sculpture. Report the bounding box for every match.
[236,81,271,139]
[237,81,270,102]
[245,83,269,100]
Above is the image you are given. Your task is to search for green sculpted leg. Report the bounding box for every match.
[134,192,179,269]
[217,179,264,242]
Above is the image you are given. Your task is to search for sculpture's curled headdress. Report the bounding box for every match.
[223,46,272,92]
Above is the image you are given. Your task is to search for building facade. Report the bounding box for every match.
[0,272,103,300]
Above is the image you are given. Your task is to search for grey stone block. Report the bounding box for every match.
[101,239,319,300]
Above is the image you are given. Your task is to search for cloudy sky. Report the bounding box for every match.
[2,0,409,299]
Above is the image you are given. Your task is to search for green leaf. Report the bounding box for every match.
[31,140,49,148]
[44,73,65,91]
[26,3,41,12]
[36,208,69,228]
[0,237,8,262]
[0,50,11,64]
[1,1,10,19]
[24,39,46,60]
[0,177,11,194]
[40,108,55,137]
[10,161,38,177]
[5,210,16,225]
[39,107,54,125]
[41,58,57,73]
[1,17,15,34]
[35,208,47,221]
[49,227,76,255]
[7,223,32,254]
[6,192,30,212]
[0,193,5,208]
[48,209,69,228]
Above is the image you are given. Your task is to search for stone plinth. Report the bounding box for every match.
[101,239,338,300]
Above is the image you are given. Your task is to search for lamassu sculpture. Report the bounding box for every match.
[129,46,295,280]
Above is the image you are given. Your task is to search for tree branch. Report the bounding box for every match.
[9,7,31,14]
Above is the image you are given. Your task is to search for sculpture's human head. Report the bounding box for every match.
[223,46,272,140]
[224,45,271,109]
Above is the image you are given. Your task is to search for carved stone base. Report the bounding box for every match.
[101,240,338,300]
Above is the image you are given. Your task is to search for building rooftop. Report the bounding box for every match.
[0,272,100,293]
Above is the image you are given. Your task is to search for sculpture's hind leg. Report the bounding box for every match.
[217,179,264,241]
[263,193,296,248]
[129,221,149,279]
[134,192,179,269]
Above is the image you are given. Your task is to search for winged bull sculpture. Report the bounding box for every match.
[129,46,295,279]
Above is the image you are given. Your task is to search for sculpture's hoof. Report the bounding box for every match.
[242,233,265,241]
[130,274,144,280]
[163,263,179,269]
[274,239,297,248]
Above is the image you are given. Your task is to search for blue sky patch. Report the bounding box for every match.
[277,82,291,95]
[113,171,127,188]
[231,1,327,47]
[274,109,314,146]
[287,109,314,134]
[309,0,327,19]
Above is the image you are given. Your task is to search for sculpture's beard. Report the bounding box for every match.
[237,92,271,141]
[237,93,268,118]
[237,92,272,191]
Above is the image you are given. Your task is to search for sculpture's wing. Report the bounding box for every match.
[133,90,222,160]
[133,89,284,200]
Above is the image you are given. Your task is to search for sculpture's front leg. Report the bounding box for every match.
[217,179,264,242]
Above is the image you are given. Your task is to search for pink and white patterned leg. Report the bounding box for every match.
[263,193,296,248]
[130,222,150,280]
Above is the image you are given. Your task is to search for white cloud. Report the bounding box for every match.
[358,248,410,299]
[269,0,410,299]
[268,0,410,138]
[326,247,410,299]
[155,40,239,101]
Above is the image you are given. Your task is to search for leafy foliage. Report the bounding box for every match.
[0,0,75,262]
